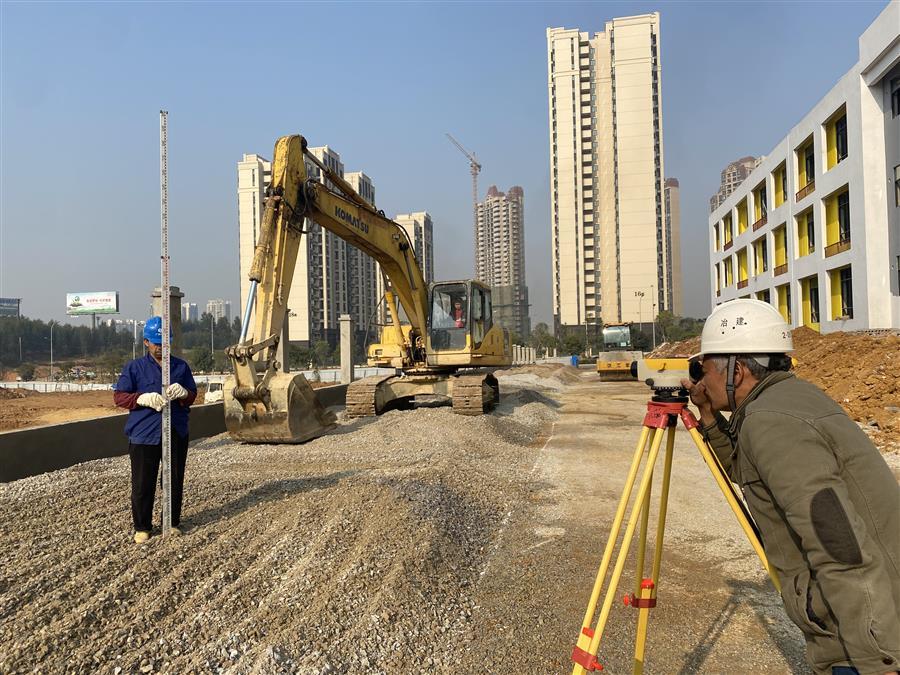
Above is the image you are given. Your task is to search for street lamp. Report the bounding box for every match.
[634,291,645,334]
[650,283,657,350]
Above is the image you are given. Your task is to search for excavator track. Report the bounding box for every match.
[344,374,394,418]
[452,372,500,416]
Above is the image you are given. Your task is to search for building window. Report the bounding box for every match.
[835,115,848,161]
[837,192,850,241]
[840,267,853,318]
[806,212,815,252]
[804,145,815,184]
[809,280,820,324]
[892,78,900,117]
[895,165,900,207]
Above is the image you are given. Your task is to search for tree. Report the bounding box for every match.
[529,322,559,353]
[192,346,214,373]
[17,363,35,381]
[562,332,586,356]
[312,340,332,367]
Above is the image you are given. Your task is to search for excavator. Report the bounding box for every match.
[224,134,512,443]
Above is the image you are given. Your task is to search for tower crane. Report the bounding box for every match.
[446,133,482,272]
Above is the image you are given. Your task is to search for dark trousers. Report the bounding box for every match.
[129,433,189,532]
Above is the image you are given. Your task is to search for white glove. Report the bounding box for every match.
[136,392,166,412]
[166,383,189,400]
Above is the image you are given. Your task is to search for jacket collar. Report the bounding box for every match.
[728,370,795,435]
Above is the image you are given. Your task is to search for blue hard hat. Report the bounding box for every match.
[143,316,172,344]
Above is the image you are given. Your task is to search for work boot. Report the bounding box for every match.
[134,531,151,544]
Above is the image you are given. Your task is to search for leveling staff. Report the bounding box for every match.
[114,317,197,544]
[682,299,898,675]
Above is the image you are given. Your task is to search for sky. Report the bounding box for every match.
[0,0,891,328]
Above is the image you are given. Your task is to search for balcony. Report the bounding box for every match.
[796,180,815,201]
[774,264,788,276]
[737,279,749,289]
[825,238,851,258]
[723,239,734,251]
[752,215,768,231]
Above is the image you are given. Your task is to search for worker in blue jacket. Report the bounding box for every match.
[114,316,197,544]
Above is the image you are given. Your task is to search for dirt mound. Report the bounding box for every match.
[498,363,584,389]
[0,396,558,673]
[652,328,899,451]
[0,388,32,400]
[649,336,701,358]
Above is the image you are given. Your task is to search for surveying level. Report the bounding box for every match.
[571,360,780,675]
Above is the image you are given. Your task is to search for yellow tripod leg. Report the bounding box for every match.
[632,425,676,674]
[686,424,781,593]
[572,425,653,675]
[575,425,668,673]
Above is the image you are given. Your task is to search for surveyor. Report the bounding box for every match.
[682,299,899,675]
[113,316,197,544]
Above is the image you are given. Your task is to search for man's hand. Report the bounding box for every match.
[166,383,189,400]
[681,378,715,426]
[136,392,166,412]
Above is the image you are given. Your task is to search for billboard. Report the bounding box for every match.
[66,292,119,316]
[0,297,21,318]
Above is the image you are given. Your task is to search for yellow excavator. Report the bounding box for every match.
[224,134,512,443]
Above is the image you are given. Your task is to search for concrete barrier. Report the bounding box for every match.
[0,384,350,483]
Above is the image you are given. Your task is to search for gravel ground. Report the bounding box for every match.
[4,366,888,674]
[0,384,555,674]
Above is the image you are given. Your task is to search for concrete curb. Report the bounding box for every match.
[0,384,349,483]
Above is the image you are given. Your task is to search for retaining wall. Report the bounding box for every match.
[0,384,349,483]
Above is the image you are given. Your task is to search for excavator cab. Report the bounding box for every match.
[428,281,492,352]
[426,280,509,368]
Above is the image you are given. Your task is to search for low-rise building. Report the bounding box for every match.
[708,2,899,332]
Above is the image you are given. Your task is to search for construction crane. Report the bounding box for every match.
[446,133,482,267]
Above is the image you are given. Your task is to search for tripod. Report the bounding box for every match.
[571,390,781,675]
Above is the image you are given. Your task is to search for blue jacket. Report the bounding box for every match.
[114,353,197,444]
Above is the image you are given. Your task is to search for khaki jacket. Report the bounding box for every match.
[703,372,899,675]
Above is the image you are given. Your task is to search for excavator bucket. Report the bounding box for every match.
[597,351,643,382]
[223,372,337,443]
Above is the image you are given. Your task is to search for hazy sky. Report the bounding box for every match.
[0,0,890,327]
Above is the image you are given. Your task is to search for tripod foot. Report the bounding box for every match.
[624,578,657,608]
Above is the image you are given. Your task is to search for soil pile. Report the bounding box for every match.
[651,328,899,452]
[649,336,701,358]
[498,363,585,390]
[0,385,558,673]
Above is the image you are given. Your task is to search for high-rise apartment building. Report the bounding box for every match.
[547,13,668,335]
[664,178,684,316]
[475,185,530,338]
[181,302,199,323]
[206,299,231,322]
[393,212,434,284]
[237,147,378,347]
[709,2,899,332]
[709,156,763,213]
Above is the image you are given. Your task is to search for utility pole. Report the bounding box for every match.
[159,110,173,536]
[651,283,657,350]
[446,133,481,276]
[49,322,54,382]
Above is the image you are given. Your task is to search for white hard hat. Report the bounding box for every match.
[693,299,793,359]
